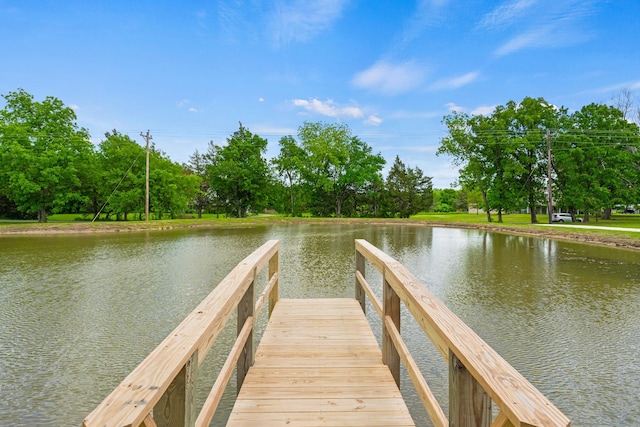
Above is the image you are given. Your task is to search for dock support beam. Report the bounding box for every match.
[237,270,255,394]
[382,268,401,387]
[268,251,279,317]
[154,351,198,427]
[449,350,491,427]
[355,250,366,313]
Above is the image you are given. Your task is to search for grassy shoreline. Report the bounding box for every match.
[2,213,640,251]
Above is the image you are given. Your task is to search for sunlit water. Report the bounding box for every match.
[0,224,638,426]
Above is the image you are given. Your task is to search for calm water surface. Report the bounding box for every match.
[1,224,639,426]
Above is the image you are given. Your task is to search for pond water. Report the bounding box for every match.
[0,224,639,426]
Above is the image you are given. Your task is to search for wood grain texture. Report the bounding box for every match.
[227,298,415,427]
[355,239,571,427]
[83,240,279,427]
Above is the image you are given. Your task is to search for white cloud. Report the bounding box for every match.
[388,110,441,120]
[430,71,479,90]
[177,99,200,112]
[292,98,364,119]
[217,0,249,43]
[365,115,383,126]
[592,80,640,94]
[494,25,553,56]
[398,0,450,46]
[252,125,297,136]
[478,0,536,30]
[485,0,598,56]
[69,104,79,111]
[471,105,496,115]
[352,60,428,95]
[269,0,350,47]
[445,102,465,113]
[258,97,265,102]
[444,103,495,115]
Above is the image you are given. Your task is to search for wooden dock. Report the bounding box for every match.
[227,298,414,426]
[83,239,571,427]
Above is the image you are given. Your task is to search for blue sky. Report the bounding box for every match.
[1,0,639,188]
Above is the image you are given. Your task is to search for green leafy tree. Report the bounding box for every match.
[386,156,433,217]
[272,135,307,216]
[433,188,458,212]
[297,122,385,217]
[440,98,563,223]
[553,103,640,221]
[206,123,269,217]
[96,130,145,220]
[497,98,562,223]
[184,149,211,218]
[149,148,199,219]
[453,189,468,211]
[0,89,94,222]
[439,111,513,222]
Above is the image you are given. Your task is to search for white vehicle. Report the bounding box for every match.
[551,213,581,223]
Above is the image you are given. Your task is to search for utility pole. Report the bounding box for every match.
[140,130,152,222]
[546,129,553,224]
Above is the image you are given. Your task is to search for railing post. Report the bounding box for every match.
[449,349,491,427]
[154,351,198,427]
[382,268,401,387]
[268,251,279,318]
[237,270,255,394]
[355,249,366,313]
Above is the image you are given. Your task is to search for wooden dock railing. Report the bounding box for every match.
[84,238,569,427]
[355,239,570,427]
[83,240,279,427]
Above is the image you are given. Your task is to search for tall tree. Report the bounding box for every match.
[553,103,640,220]
[272,135,306,216]
[439,111,513,222]
[440,98,563,223]
[386,156,433,217]
[149,148,199,219]
[206,123,269,217]
[184,149,211,218]
[96,130,145,220]
[498,98,562,223]
[0,89,93,222]
[297,122,385,217]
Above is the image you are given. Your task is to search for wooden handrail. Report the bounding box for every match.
[83,240,279,427]
[355,239,570,427]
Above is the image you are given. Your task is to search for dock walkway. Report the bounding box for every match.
[227,298,415,426]
[83,239,571,427]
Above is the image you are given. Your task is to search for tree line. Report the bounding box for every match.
[438,96,640,223]
[3,89,637,224]
[0,89,433,222]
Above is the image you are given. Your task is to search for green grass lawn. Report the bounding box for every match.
[412,211,640,227]
[2,212,639,241]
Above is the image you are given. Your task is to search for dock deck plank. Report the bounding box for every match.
[226,298,415,426]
